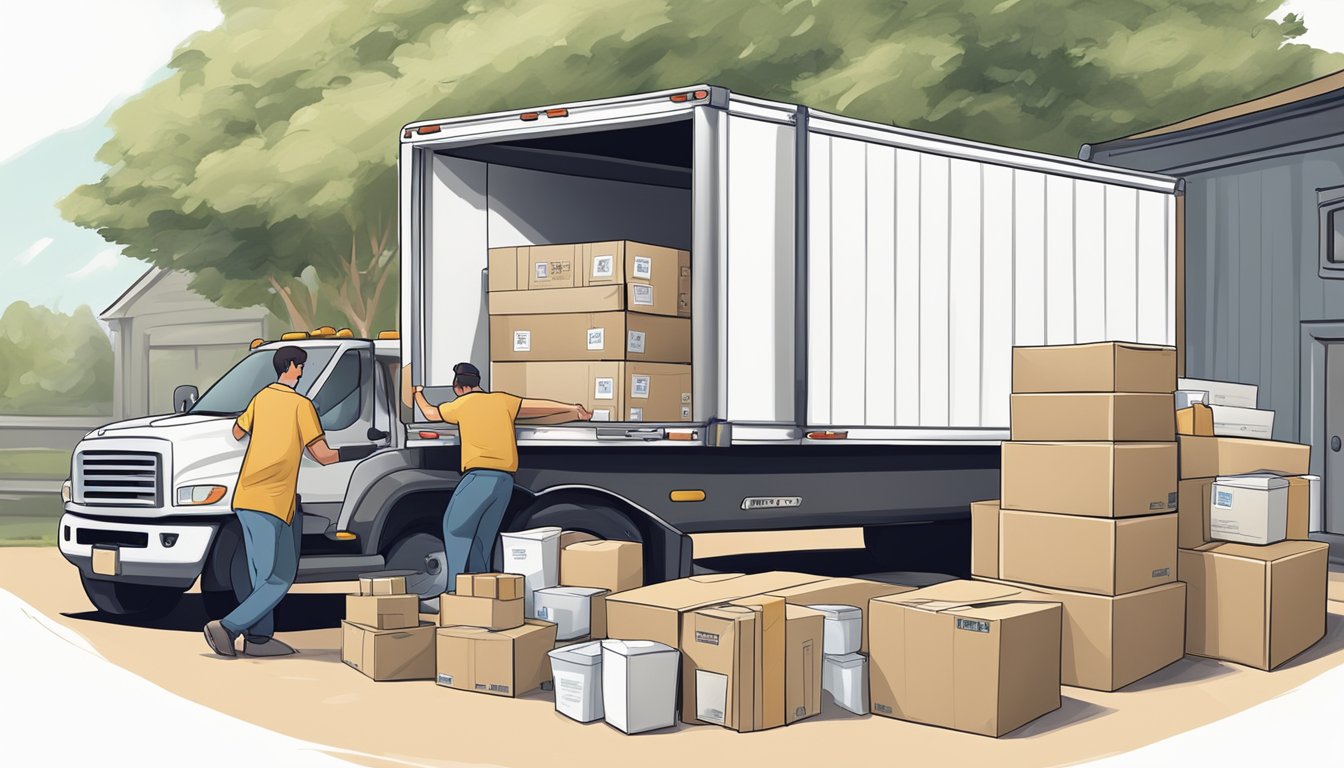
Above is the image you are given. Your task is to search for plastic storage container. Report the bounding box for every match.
[808,604,862,655]
[823,653,868,715]
[534,586,605,640]
[548,641,605,723]
[601,639,679,734]
[499,526,563,615]
[1211,474,1289,545]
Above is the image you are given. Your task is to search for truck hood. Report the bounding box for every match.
[83,413,243,483]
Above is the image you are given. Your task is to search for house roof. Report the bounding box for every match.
[101,267,165,320]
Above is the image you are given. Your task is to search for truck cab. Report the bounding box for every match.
[58,330,418,617]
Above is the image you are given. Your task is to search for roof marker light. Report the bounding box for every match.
[520,112,540,121]
[416,125,441,135]
[545,108,569,118]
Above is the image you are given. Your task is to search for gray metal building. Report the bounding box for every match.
[1084,71,1344,538]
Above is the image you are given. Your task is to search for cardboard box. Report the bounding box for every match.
[998,510,1176,596]
[1178,377,1258,408]
[345,594,419,630]
[784,605,824,725]
[561,539,644,593]
[438,593,525,631]
[1179,541,1328,670]
[977,578,1186,691]
[549,641,605,723]
[869,580,1062,737]
[823,653,869,715]
[683,604,764,731]
[1210,474,1289,545]
[762,577,916,654]
[1010,393,1175,442]
[601,640,680,734]
[435,620,559,697]
[358,574,407,596]
[488,286,625,316]
[455,572,525,601]
[1176,404,1214,436]
[487,241,691,317]
[341,620,436,681]
[1177,436,1310,479]
[605,572,822,650]
[1001,442,1177,518]
[499,527,562,616]
[1210,405,1275,440]
[729,596,786,730]
[1177,478,1214,549]
[491,361,693,422]
[534,586,608,641]
[490,311,691,363]
[970,500,1001,579]
[1012,342,1176,394]
[1287,476,1311,540]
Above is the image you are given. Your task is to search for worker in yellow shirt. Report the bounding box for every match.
[204,346,339,658]
[413,362,590,603]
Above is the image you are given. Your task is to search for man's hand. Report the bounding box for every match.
[575,404,593,421]
[413,385,442,422]
[306,437,340,466]
[232,423,247,441]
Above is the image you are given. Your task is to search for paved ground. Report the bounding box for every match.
[2,546,1341,767]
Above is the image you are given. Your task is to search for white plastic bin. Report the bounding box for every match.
[1306,475,1323,532]
[1211,474,1289,545]
[535,586,604,640]
[548,641,604,723]
[1178,377,1258,408]
[808,604,862,655]
[601,639,679,734]
[499,526,563,616]
[823,653,868,715]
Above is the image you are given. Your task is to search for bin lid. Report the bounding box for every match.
[536,585,606,599]
[807,604,862,622]
[823,652,866,668]
[500,526,563,542]
[601,639,676,657]
[549,640,604,666]
[1214,473,1290,490]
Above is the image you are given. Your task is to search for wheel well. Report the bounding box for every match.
[374,490,450,555]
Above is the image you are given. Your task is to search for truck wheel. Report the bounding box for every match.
[201,521,249,620]
[80,574,183,618]
[384,531,448,598]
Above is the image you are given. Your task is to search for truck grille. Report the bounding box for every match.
[77,450,162,507]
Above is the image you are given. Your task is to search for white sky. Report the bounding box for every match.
[1281,0,1344,52]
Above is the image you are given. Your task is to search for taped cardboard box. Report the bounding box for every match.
[342,620,436,681]
[869,580,1062,737]
[1177,478,1214,549]
[1176,404,1214,437]
[490,311,691,363]
[970,500,1001,579]
[1177,377,1258,408]
[762,577,916,653]
[561,539,644,593]
[487,241,691,318]
[1177,436,1310,479]
[1209,474,1288,545]
[438,593,525,631]
[730,596,787,729]
[998,509,1177,596]
[1009,393,1175,442]
[683,604,765,731]
[435,620,559,697]
[1001,442,1177,518]
[785,605,825,725]
[490,361,693,423]
[976,578,1186,692]
[1011,342,1176,394]
[358,573,407,596]
[456,572,525,601]
[346,594,419,630]
[1179,540,1328,670]
[488,286,625,316]
[1210,405,1275,440]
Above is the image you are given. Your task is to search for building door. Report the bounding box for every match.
[1328,342,1344,534]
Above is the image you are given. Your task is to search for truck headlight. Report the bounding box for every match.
[61,479,73,504]
[176,485,227,506]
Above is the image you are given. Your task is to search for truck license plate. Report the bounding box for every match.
[92,545,121,576]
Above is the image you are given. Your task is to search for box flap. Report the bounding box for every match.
[601,638,676,657]
[502,526,562,542]
[876,579,1027,611]
[1203,540,1328,562]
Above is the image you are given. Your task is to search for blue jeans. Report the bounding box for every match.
[443,469,514,589]
[220,507,301,640]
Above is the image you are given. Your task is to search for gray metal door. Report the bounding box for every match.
[1328,342,1344,534]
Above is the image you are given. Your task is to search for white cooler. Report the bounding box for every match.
[535,586,605,640]
[549,641,604,723]
[808,604,862,655]
[601,640,679,734]
[500,526,562,616]
[1211,474,1289,545]
[823,653,868,715]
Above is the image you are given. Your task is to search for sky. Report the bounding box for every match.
[0,0,1341,318]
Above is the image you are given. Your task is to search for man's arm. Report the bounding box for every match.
[232,423,247,441]
[517,398,592,423]
[413,386,443,422]
[305,437,339,465]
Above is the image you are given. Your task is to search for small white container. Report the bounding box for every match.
[534,586,604,640]
[1305,475,1323,532]
[823,653,868,715]
[1178,377,1258,408]
[1210,474,1289,545]
[499,526,562,616]
[601,639,679,734]
[1175,390,1209,410]
[548,641,604,723]
[808,604,862,655]
[1210,405,1275,440]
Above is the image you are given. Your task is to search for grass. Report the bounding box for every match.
[0,448,72,479]
[0,495,62,547]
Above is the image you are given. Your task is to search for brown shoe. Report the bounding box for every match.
[204,620,237,657]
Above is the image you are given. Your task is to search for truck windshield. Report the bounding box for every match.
[188,347,337,416]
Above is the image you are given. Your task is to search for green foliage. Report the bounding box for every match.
[0,302,113,416]
[61,0,1343,332]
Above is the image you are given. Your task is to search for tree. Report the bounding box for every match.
[61,0,1343,334]
[0,302,113,416]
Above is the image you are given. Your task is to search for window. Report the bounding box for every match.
[312,351,363,432]
[189,347,336,416]
[1321,186,1344,277]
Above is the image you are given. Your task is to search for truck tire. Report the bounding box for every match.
[384,531,448,598]
[201,521,249,620]
[80,574,184,619]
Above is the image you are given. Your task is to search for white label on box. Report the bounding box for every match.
[632,284,653,306]
[627,330,646,354]
[594,378,614,400]
[633,255,652,279]
[437,673,453,686]
[1213,489,1234,509]
[680,392,691,404]
[629,408,643,421]
[631,375,650,399]
[513,330,531,352]
[680,406,691,419]
[592,409,611,421]
[696,670,728,725]
[535,263,549,280]
[536,605,551,620]
[592,254,615,278]
[587,328,605,350]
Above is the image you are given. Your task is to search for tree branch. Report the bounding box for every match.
[267,275,313,330]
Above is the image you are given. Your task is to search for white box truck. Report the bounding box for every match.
[58,85,1181,618]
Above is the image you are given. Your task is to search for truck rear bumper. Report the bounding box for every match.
[58,512,218,589]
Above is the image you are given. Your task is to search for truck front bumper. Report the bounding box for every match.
[58,512,220,589]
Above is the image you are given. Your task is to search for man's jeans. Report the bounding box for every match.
[443,469,514,589]
[220,507,301,640]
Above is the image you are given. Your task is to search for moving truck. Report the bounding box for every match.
[58,85,1182,618]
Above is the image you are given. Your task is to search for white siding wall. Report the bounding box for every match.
[807,134,1177,429]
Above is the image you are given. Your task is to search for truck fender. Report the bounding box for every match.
[344,467,461,552]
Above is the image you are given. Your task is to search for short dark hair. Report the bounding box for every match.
[453,361,481,388]
[273,346,308,376]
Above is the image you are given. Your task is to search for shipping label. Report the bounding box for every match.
[695,670,729,725]
[632,284,654,306]
[555,671,585,707]
[631,374,650,398]
[874,703,892,715]
[1152,567,1170,578]
[633,255,652,279]
[510,547,528,560]
[680,406,691,419]
[955,618,991,634]
[512,330,531,352]
[437,674,453,686]
[627,330,646,354]
[1213,489,1233,509]
[587,328,605,351]
[594,378,615,400]
[681,392,691,404]
[628,408,643,422]
[695,630,720,646]
[592,254,615,278]
[535,263,548,280]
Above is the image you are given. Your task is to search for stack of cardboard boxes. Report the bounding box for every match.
[435,571,559,697]
[487,240,693,422]
[972,342,1188,692]
[341,573,436,681]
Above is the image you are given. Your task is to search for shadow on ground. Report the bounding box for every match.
[62,593,346,633]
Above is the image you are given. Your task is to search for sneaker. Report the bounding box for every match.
[203,620,237,657]
[419,596,440,614]
[242,636,296,657]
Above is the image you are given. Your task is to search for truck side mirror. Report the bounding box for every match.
[172,385,199,414]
